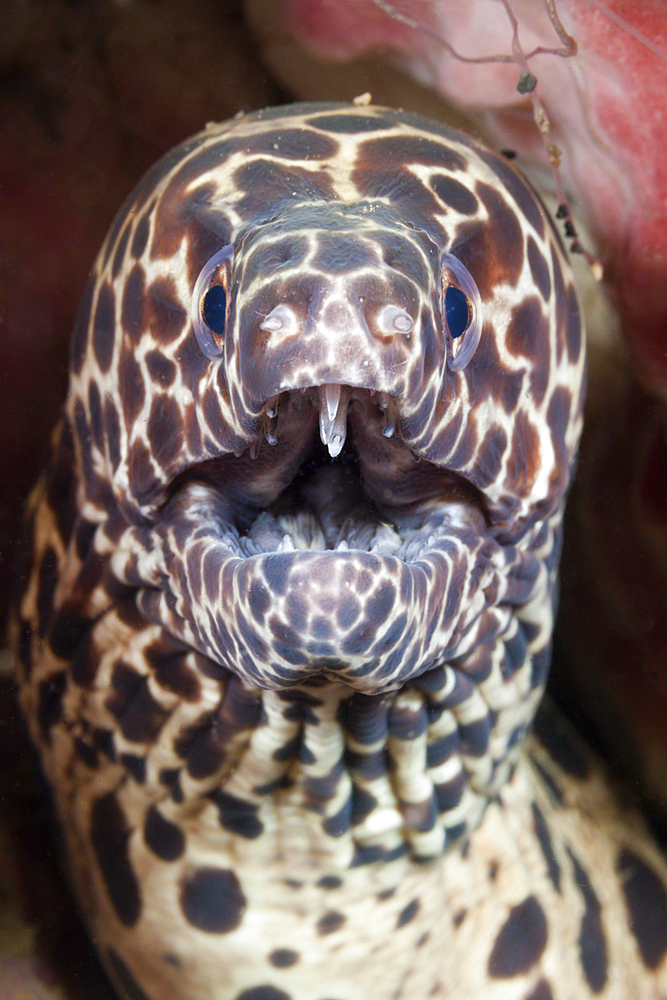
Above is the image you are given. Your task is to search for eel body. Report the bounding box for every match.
[13,102,667,1000]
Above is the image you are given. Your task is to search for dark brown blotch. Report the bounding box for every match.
[527,236,551,301]
[305,111,398,133]
[177,679,260,779]
[506,296,546,360]
[118,346,145,427]
[179,866,246,933]
[91,793,141,926]
[92,282,116,374]
[146,394,184,472]
[269,948,299,968]
[551,245,567,363]
[525,981,554,1000]
[488,895,547,978]
[397,898,421,928]
[48,600,93,662]
[36,671,67,738]
[120,752,146,783]
[234,159,336,221]
[121,264,147,344]
[209,789,264,839]
[316,910,346,935]
[144,804,186,861]
[474,425,508,489]
[343,693,388,745]
[145,349,177,387]
[104,397,122,472]
[506,411,540,498]
[73,737,98,769]
[131,211,151,259]
[467,181,524,298]
[356,135,467,174]
[317,875,343,890]
[568,848,607,992]
[88,380,105,453]
[244,127,339,161]
[151,163,218,261]
[531,802,561,893]
[233,988,291,1000]
[106,662,169,744]
[564,282,582,364]
[618,847,667,969]
[146,277,188,345]
[146,638,201,702]
[128,440,160,502]
[431,174,478,215]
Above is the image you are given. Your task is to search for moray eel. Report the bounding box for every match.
[13,103,667,1000]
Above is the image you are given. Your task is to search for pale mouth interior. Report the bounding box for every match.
[241,439,406,558]
[178,385,487,560]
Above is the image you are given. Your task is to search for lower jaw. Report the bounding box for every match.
[148,474,503,695]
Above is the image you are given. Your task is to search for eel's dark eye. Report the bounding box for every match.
[202,285,227,336]
[445,285,470,339]
[441,251,482,373]
[191,244,234,359]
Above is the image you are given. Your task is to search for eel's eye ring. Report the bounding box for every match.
[441,252,482,373]
[191,245,234,359]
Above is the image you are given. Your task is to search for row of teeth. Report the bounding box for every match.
[227,526,447,559]
[254,386,398,460]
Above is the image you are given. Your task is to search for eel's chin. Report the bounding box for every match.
[141,386,538,696]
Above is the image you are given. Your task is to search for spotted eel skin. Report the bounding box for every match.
[12,103,667,1000]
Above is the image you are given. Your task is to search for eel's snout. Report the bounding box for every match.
[210,206,445,438]
[237,277,430,422]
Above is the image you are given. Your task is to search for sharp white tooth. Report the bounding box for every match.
[277,534,295,552]
[324,382,341,423]
[318,383,350,458]
[381,395,398,439]
[249,442,259,459]
[336,539,349,551]
[265,395,279,419]
[327,433,343,458]
[263,412,278,446]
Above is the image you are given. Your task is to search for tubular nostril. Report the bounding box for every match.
[260,304,300,336]
[376,305,414,338]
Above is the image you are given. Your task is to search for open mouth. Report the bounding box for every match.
[170,383,488,564]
